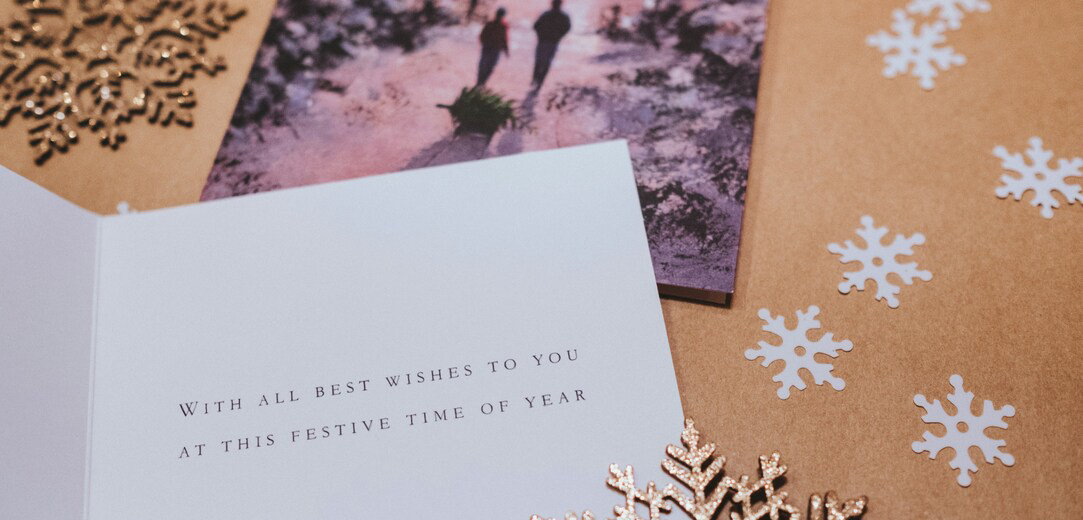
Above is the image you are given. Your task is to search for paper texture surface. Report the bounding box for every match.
[1,142,684,518]
[660,1,1083,518]
[0,169,98,519]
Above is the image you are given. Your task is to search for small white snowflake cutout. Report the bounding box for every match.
[867,9,965,90]
[913,374,1016,487]
[907,0,991,30]
[828,216,931,309]
[744,306,853,400]
[993,137,1083,219]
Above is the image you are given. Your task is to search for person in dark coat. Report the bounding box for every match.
[531,0,571,87]
[476,7,510,86]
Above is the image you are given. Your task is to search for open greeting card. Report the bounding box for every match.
[0,141,684,519]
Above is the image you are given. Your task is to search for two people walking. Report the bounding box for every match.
[475,0,572,88]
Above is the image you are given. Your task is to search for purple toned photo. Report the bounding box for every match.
[204,0,767,303]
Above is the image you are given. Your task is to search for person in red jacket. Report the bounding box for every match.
[476,7,510,86]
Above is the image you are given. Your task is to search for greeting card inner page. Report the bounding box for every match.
[83,141,683,519]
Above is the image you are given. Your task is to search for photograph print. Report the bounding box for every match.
[203,0,768,303]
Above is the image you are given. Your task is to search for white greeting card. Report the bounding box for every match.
[0,141,684,519]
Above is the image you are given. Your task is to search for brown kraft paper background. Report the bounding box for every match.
[0,0,274,214]
[668,1,1081,518]
[2,0,1081,517]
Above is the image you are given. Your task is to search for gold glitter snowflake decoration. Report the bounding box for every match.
[532,419,867,520]
[0,0,245,163]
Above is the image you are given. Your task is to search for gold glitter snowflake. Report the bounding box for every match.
[0,0,245,164]
[532,419,867,520]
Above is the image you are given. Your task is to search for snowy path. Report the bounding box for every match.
[233,0,644,189]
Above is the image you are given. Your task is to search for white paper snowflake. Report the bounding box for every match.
[867,9,966,90]
[912,374,1016,487]
[828,216,931,309]
[744,306,853,400]
[907,0,991,30]
[993,137,1083,219]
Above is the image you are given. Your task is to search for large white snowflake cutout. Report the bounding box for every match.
[744,306,853,400]
[867,9,965,90]
[993,137,1083,219]
[907,0,991,30]
[913,374,1016,487]
[828,216,931,309]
